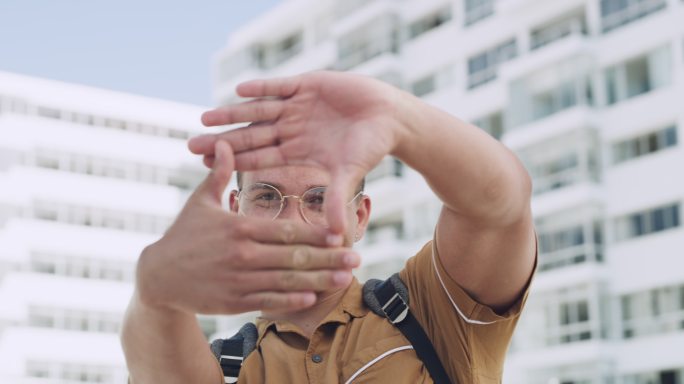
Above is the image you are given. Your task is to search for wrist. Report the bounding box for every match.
[388,89,424,160]
[134,243,181,313]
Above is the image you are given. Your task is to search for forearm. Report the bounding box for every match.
[121,292,222,384]
[391,91,532,225]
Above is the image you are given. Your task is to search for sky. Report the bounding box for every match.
[0,0,283,106]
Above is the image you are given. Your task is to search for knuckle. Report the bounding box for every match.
[261,295,276,309]
[319,271,334,288]
[292,247,312,269]
[230,220,251,238]
[279,222,297,244]
[227,243,253,265]
[279,271,298,289]
[327,251,339,268]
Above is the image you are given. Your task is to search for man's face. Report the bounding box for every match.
[229,166,370,247]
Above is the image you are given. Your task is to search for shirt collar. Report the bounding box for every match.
[255,277,368,344]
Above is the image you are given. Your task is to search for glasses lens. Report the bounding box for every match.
[301,187,326,225]
[239,184,282,220]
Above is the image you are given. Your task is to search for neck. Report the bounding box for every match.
[261,283,351,337]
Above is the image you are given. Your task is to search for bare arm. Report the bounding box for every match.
[392,93,535,312]
[121,292,222,384]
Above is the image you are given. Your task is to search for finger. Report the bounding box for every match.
[231,270,352,293]
[234,147,287,171]
[202,155,214,169]
[236,76,300,99]
[201,99,284,127]
[189,122,279,156]
[231,291,316,313]
[192,140,235,204]
[246,244,360,270]
[325,168,361,235]
[188,134,217,155]
[243,218,338,247]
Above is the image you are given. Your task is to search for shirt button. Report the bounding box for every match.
[311,354,323,363]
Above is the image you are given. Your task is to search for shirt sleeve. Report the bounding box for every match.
[398,238,536,383]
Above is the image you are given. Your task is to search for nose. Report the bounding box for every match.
[276,197,308,223]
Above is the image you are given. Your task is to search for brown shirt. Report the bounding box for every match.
[223,240,532,383]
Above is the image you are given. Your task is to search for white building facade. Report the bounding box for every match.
[0,72,217,383]
[213,0,684,383]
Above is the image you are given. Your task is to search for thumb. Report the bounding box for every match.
[325,167,361,236]
[195,140,235,204]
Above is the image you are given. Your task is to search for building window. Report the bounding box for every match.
[467,39,517,89]
[613,126,678,163]
[605,46,671,105]
[531,81,578,121]
[540,296,596,346]
[615,203,680,241]
[366,156,403,183]
[411,75,436,97]
[472,111,503,140]
[531,11,587,50]
[622,284,684,339]
[600,0,667,33]
[337,15,400,71]
[31,252,134,282]
[408,7,451,39]
[365,220,404,245]
[464,0,494,26]
[537,222,603,272]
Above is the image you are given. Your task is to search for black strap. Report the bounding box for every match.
[373,279,454,384]
[218,337,244,384]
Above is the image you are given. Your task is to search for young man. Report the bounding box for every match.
[121,71,536,383]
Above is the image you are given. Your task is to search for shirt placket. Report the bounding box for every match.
[304,328,329,384]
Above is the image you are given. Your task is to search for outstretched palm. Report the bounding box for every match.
[190,71,405,233]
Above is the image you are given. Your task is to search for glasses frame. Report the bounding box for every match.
[236,182,364,225]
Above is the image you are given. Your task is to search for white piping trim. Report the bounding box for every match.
[431,247,498,325]
[343,345,414,384]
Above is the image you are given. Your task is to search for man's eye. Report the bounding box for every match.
[255,192,278,201]
[304,194,324,205]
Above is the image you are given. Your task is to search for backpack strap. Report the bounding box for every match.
[210,322,258,384]
[363,274,454,384]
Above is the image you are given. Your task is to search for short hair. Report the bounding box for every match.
[236,171,365,193]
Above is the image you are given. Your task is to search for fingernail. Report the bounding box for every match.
[333,271,350,285]
[344,253,359,267]
[302,294,316,307]
[327,234,343,247]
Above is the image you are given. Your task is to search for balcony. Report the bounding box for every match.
[336,34,400,71]
[538,242,603,273]
[530,13,587,51]
[464,0,495,26]
[600,0,667,33]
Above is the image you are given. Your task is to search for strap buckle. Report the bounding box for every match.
[381,292,409,324]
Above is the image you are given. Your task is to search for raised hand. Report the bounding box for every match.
[135,140,360,315]
[189,71,408,234]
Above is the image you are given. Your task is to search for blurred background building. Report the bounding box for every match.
[0,0,682,383]
[212,0,684,383]
[0,72,216,382]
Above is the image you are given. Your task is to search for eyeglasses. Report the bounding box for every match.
[237,183,363,226]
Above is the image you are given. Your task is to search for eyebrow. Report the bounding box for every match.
[251,181,326,192]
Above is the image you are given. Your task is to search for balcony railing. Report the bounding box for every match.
[601,0,666,33]
[531,17,586,50]
[546,320,595,345]
[623,309,684,339]
[336,36,399,71]
[366,157,403,184]
[538,243,603,272]
[465,1,495,26]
